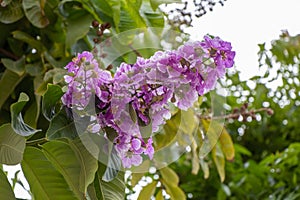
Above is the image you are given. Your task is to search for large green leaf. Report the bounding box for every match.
[137,181,157,200]
[66,12,93,49]
[0,168,16,199]
[42,84,64,121]
[10,93,41,136]
[92,162,125,200]
[0,124,25,165]
[118,0,146,37]
[1,56,25,76]
[0,69,25,109]
[22,0,50,28]
[68,138,98,193]
[42,140,85,199]
[89,0,113,18]
[58,1,94,49]
[42,139,98,199]
[46,108,78,140]
[21,146,77,199]
[0,0,24,24]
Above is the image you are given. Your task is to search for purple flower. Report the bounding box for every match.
[61,35,235,168]
[145,137,154,160]
[122,154,143,168]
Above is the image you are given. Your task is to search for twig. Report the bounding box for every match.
[198,107,274,120]
[0,48,19,60]
[128,44,142,57]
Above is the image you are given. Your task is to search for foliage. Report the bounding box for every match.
[1,0,299,199]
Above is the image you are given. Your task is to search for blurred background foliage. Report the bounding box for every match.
[0,0,300,199]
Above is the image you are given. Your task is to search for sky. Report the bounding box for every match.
[4,0,300,199]
[186,0,300,80]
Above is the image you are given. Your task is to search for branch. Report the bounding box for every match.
[0,48,19,60]
[199,107,274,120]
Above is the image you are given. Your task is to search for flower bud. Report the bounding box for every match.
[92,20,99,28]
[267,108,274,116]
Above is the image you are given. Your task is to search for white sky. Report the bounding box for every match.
[186,0,300,80]
[4,1,300,199]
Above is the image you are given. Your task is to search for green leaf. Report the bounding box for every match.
[150,0,181,11]
[1,56,25,76]
[199,158,209,179]
[200,119,223,158]
[22,0,50,28]
[131,172,145,187]
[161,179,186,200]
[154,111,180,150]
[0,124,25,165]
[137,181,157,200]
[128,103,137,123]
[25,62,45,76]
[68,138,98,193]
[46,108,78,140]
[0,168,16,199]
[21,146,77,199]
[23,98,39,128]
[212,143,225,182]
[42,140,85,199]
[42,84,64,121]
[10,93,41,136]
[94,162,125,200]
[43,68,67,83]
[160,166,179,186]
[102,145,122,182]
[155,109,196,150]
[0,69,25,109]
[156,189,164,200]
[140,0,164,29]
[118,0,146,37]
[64,8,93,49]
[89,0,113,18]
[42,139,98,199]
[106,0,120,28]
[12,30,43,51]
[191,138,199,175]
[0,0,24,24]
[234,144,252,157]
[219,128,235,161]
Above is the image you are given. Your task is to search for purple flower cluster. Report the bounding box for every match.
[62,35,235,168]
